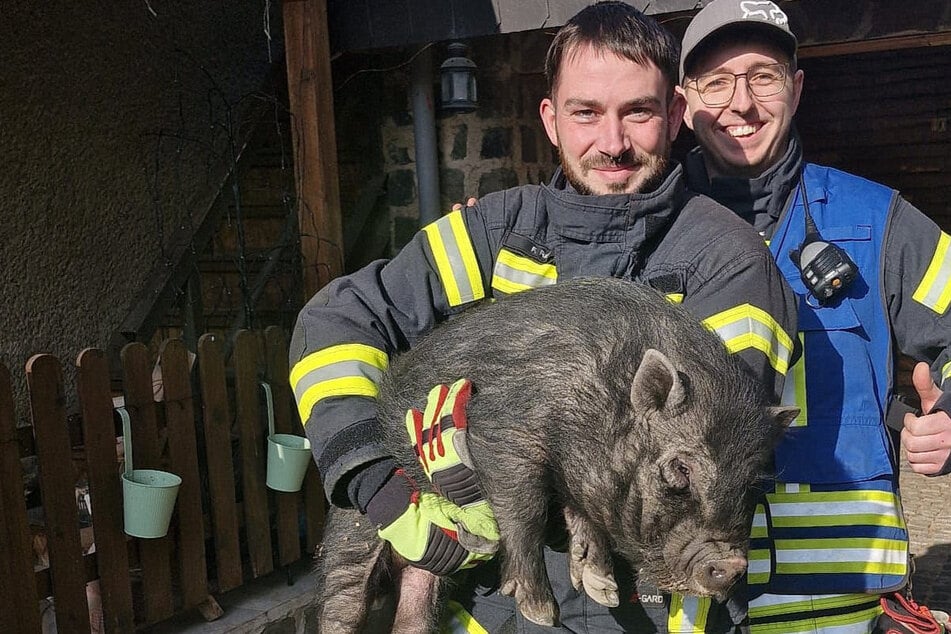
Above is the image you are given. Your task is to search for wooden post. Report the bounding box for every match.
[283,0,345,300]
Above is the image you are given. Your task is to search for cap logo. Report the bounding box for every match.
[740,1,789,26]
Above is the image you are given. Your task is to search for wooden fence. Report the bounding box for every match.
[0,327,325,632]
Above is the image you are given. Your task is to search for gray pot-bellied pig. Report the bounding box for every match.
[314,277,797,632]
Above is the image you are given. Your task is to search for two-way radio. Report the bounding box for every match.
[789,177,857,303]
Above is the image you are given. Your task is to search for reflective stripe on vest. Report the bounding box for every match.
[701,303,794,375]
[913,230,951,314]
[749,593,882,634]
[490,248,557,295]
[942,359,951,383]
[773,537,907,575]
[748,502,770,585]
[768,488,905,530]
[781,334,808,427]
[442,600,489,634]
[289,343,388,425]
[423,210,485,307]
[756,481,908,590]
[668,594,711,633]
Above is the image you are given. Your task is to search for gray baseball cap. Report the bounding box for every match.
[680,0,798,81]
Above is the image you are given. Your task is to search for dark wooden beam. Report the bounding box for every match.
[799,31,951,59]
[283,0,345,300]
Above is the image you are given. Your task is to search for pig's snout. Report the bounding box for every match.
[695,555,746,599]
[678,539,748,598]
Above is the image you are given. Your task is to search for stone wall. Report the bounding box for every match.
[333,30,559,256]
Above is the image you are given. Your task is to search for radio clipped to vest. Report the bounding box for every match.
[789,177,858,303]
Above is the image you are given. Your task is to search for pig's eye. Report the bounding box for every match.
[661,457,691,491]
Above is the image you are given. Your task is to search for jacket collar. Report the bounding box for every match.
[685,132,804,239]
[542,163,686,245]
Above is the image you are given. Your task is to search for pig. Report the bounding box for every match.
[313,276,797,632]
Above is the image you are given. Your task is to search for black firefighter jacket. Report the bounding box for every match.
[289,164,798,507]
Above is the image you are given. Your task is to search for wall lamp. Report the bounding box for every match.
[439,42,477,113]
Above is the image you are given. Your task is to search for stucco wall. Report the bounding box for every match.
[0,2,283,419]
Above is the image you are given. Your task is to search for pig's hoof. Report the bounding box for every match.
[582,567,619,607]
[501,579,558,626]
[517,595,558,627]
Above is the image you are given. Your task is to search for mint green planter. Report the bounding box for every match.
[261,382,312,493]
[118,408,182,538]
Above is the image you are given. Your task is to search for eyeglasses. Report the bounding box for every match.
[685,63,788,107]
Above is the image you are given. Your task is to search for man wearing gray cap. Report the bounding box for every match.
[676,0,951,631]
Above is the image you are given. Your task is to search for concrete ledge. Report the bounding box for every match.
[142,560,316,633]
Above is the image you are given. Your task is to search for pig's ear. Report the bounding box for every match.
[766,406,800,429]
[630,349,686,414]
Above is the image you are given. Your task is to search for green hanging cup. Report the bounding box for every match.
[262,382,312,492]
[118,407,182,539]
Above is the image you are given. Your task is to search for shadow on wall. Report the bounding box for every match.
[910,542,951,611]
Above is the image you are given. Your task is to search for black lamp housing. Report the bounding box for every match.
[439,42,477,113]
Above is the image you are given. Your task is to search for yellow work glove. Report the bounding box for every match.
[367,468,498,575]
[405,379,499,556]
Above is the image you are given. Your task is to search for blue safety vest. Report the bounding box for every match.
[749,164,909,599]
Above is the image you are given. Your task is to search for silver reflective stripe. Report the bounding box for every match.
[423,211,484,306]
[292,360,384,404]
[701,304,793,375]
[492,260,556,291]
[775,544,908,566]
[289,343,389,425]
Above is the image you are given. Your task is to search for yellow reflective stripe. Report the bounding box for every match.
[750,592,877,616]
[490,249,557,295]
[749,500,769,584]
[701,304,794,375]
[290,343,388,426]
[668,594,710,633]
[943,360,951,383]
[496,249,557,279]
[442,600,489,634]
[750,596,881,634]
[423,211,485,307]
[774,537,908,575]
[751,503,767,538]
[781,333,807,427]
[913,231,951,314]
[767,489,905,528]
[748,549,771,585]
[666,293,685,304]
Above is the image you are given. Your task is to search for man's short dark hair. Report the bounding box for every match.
[545,1,680,99]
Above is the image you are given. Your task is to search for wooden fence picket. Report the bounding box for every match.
[76,348,135,632]
[0,363,42,633]
[159,338,208,609]
[233,330,273,578]
[0,330,320,632]
[197,333,243,593]
[121,342,174,623]
[26,354,90,634]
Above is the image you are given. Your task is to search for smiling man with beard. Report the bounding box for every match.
[290,2,799,632]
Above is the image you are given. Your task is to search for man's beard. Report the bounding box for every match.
[560,147,670,196]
